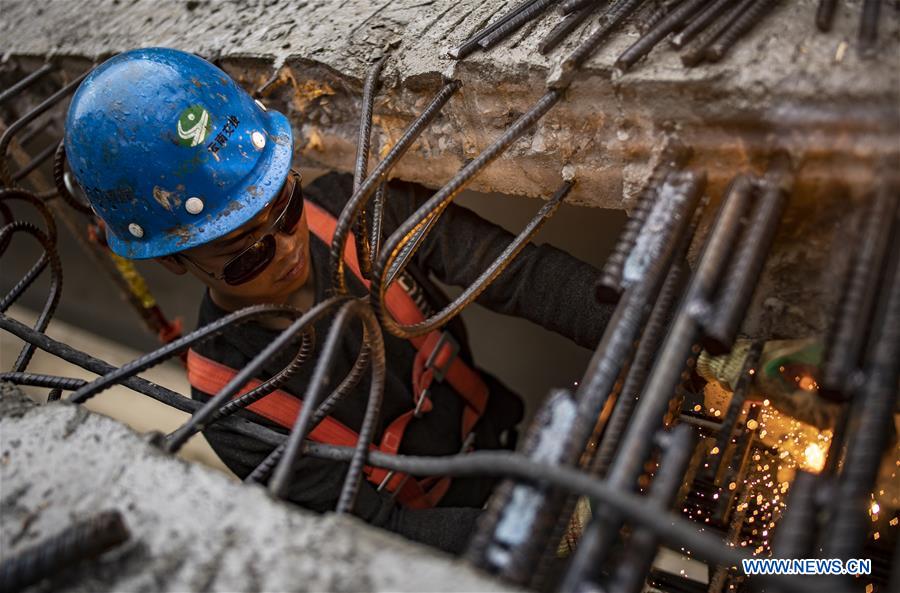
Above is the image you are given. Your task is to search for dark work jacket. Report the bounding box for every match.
[191,172,614,554]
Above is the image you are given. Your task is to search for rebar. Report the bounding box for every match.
[607,425,696,593]
[772,470,818,559]
[478,0,560,50]
[371,90,563,338]
[0,510,129,593]
[559,0,599,15]
[539,2,600,54]
[703,339,763,479]
[0,313,286,447]
[164,299,343,452]
[268,300,386,511]
[858,0,880,57]
[352,56,387,279]
[551,0,647,87]
[381,178,571,339]
[52,141,93,215]
[0,371,86,391]
[468,170,704,583]
[615,0,709,71]
[300,441,821,593]
[592,254,687,476]
[821,185,897,399]
[671,0,734,49]
[815,0,838,32]
[0,64,53,106]
[825,236,900,560]
[703,157,792,354]
[11,141,57,182]
[0,222,62,372]
[0,70,89,187]
[67,303,303,405]
[330,79,460,295]
[705,0,778,63]
[563,171,752,587]
[450,0,543,59]
[596,141,692,302]
[680,0,753,66]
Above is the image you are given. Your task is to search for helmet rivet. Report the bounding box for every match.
[128,223,144,238]
[251,131,266,149]
[254,99,267,112]
[185,197,205,215]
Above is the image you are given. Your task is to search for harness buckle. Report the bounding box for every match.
[425,331,459,383]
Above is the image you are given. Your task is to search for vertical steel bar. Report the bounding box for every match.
[702,157,792,354]
[858,0,881,57]
[825,235,900,560]
[815,0,838,32]
[352,56,387,279]
[607,425,697,593]
[821,185,897,399]
[562,173,753,590]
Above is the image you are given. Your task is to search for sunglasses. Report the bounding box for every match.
[183,171,305,285]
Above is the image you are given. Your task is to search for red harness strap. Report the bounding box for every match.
[186,201,490,509]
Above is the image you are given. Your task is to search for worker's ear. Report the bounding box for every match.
[156,255,187,275]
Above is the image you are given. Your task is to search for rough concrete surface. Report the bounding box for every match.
[2,0,898,207]
[0,384,516,593]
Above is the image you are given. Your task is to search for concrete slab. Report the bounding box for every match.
[1,0,897,207]
[0,384,516,593]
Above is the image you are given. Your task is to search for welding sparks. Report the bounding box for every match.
[803,443,826,473]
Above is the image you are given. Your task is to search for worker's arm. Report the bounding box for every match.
[199,420,480,554]
[379,180,615,350]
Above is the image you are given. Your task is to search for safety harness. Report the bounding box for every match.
[186,201,490,508]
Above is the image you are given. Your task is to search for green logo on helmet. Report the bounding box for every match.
[176,105,212,147]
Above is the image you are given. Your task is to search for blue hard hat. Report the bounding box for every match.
[64,47,293,259]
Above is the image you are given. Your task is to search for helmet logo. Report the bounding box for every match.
[176,105,212,147]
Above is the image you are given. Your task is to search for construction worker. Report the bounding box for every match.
[64,48,614,553]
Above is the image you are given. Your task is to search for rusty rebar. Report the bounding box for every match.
[705,0,779,63]
[615,0,709,71]
[858,0,881,58]
[0,510,129,593]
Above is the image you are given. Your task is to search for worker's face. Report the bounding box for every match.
[159,173,312,305]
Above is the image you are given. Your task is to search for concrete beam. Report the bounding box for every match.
[0,384,515,592]
[1,0,897,208]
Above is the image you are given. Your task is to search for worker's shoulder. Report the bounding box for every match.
[302,171,354,217]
